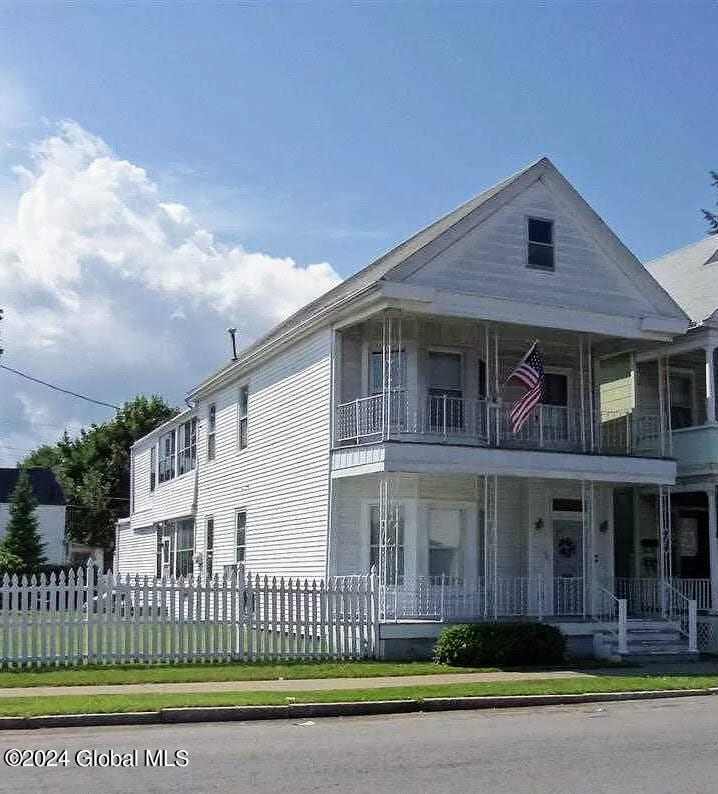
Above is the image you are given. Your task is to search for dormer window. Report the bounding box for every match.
[527,218,554,270]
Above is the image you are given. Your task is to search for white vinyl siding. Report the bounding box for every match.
[193,329,333,580]
[408,179,658,319]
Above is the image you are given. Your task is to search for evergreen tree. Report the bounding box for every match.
[2,470,47,571]
[703,171,718,235]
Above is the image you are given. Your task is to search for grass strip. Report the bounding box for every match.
[0,675,716,719]
[0,661,500,688]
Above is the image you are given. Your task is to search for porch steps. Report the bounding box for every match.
[597,619,700,663]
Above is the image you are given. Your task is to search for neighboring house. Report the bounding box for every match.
[0,468,103,568]
[118,157,702,658]
[617,238,718,615]
[0,468,66,566]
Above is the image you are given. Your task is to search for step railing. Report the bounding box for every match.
[663,581,698,653]
[594,585,628,655]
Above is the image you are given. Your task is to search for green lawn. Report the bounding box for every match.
[0,660,495,688]
[0,675,716,719]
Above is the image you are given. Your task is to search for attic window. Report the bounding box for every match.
[527,218,554,270]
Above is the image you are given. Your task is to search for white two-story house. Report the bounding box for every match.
[117,158,698,658]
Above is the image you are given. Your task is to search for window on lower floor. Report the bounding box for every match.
[429,507,463,579]
[205,517,214,579]
[236,509,247,564]
[370,504,404,585]
[154,518,195,579]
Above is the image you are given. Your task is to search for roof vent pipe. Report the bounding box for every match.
[227,327,238,361]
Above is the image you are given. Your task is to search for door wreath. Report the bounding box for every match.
[557,536,577,558]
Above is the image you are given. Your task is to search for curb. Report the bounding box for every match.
[0,688,715,731]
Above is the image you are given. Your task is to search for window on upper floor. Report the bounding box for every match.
[177,417,198,476]
[158,429,176,484]
[150,445,157,492]
[238,386,249,450]
[527,217,554,270]
[370,350,407,395]
[207,403,216,461]
[543,372,568,407]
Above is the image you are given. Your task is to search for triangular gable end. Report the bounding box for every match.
[382,159,687,327]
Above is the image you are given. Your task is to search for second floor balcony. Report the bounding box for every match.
[333,312,668,459]
[335,391,663,457]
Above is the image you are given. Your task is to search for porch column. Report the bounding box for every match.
[483,475,498,619]
[658,484,672,617]
[581,481,596,617]
[708,486,718,613]
[706,345,717,424]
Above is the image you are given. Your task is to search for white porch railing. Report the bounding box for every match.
[593,585,628,655]
[615,577,712,613]
[553,577,584,616]
[664,581,698,653]
[494,404,582,450]
[336,395,664,457]
[380,576,545,622]
[599,410,663,457]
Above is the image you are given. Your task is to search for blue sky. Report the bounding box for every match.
[0,2,716,462]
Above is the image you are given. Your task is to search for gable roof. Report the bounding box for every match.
[645,237,718,325]
[189,157,689,398]
[0,468,66,506]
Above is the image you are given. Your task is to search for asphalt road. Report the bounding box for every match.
[0,697,717,793]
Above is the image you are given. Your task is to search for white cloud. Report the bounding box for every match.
[0,120,342,463]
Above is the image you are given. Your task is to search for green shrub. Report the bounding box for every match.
[433,622,566,667]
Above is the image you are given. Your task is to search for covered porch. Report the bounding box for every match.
[329,473,617,622]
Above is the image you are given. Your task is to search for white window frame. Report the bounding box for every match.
[158,429,176,484]
[207,403,217,461]
[205,516,215,579]
[368,503,405,585]
[426,348,464,397]
[235,508,247,564]
[149,444,157,492]
[238,386,249,451]
[526,216,555,271]
[177,417,198,476]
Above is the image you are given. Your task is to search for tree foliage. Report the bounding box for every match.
[2,470,47,571]
[23,395,177,553]
[0,547,23,576]
[703,171,718,235]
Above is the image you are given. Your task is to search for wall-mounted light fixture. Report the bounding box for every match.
[534,518,544,531]
[599,520,609,534]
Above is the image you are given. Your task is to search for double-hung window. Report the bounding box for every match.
[207,403,216,461]
[427,351,463,431]
[150,444,157,492]
[174,518,195,578]
[158,429,176,484]
[369,505,404,585]
[177,418,197,476]
[205,517,214,579]
[238,386,249,450]
[527,217,554,270]
[235,510,247,564]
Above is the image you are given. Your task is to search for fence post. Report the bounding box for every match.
[689,599,698,653]
[85,561,95,665]
[618,598,628,655]
[370,572,380,658]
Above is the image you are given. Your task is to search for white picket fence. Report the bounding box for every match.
[0,564,379,668]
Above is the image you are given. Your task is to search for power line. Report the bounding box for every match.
[0,364,120,411]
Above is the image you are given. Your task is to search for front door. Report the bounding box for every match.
[553,518,583,615]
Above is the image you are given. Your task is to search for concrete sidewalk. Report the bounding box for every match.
[0,669,598,699]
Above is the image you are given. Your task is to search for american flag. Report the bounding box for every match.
[507,342,545,433]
